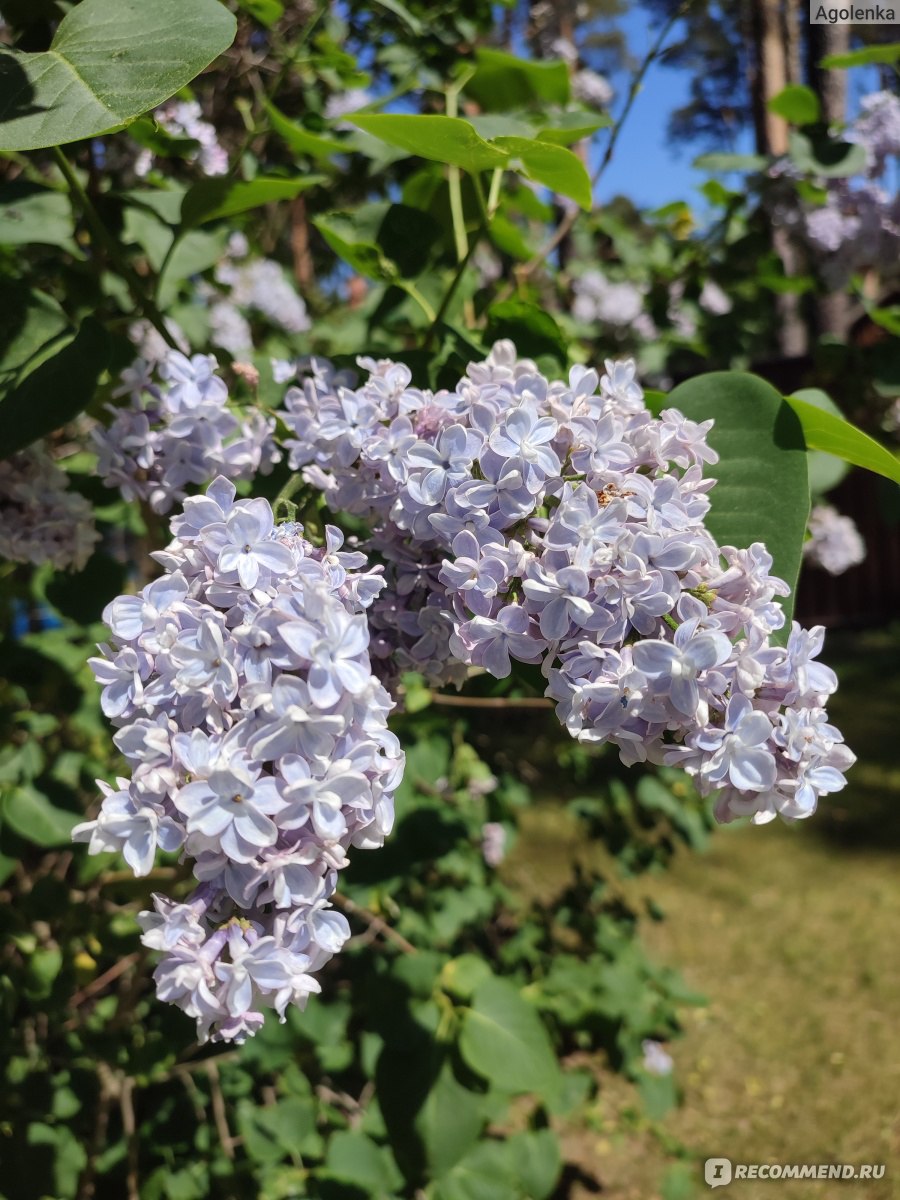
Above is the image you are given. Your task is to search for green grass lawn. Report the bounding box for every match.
[509,628,900,1199]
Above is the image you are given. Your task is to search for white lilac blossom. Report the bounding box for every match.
[93,350,280,514]
[135,100,228,178]
[0,445,99,571]
[572,270,646,328]
[698,280,732,316]
[848,90,900,175]
[571,69,613,110]
[641,1039,674,1075]
[481,822,507,867]
[276,341,854,828]
[215,256,312,336]
[803,504,865,576]
[74,478,402,1042]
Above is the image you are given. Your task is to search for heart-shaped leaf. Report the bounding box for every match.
[0,0,236,151]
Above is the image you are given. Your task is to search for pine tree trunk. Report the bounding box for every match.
[750,0,808,356]
[806,23,852,338]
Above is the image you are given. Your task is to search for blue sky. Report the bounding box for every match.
[587,9,882,209]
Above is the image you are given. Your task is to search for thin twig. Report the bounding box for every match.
[332,892,417,955]
[119,1076,140,1200]
[52,146,177,348]
[430,693,551,709]
[206,1061,236,1160]
[68,952,141,1011]
[76,1064,117,1200]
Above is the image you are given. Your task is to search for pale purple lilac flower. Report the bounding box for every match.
[275,341,853,828]
[93,350,280,514]
[75,479,401,1043]
[803,504,865,575]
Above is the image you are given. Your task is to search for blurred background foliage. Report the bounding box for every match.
[0,0,899,1196]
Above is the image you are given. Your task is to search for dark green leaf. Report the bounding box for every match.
[667,372,809,636]
[0,182,73,247]
[464,48,570,113]
[3,786,78,846]
[459,975,562,1096]
[264,101,346,161]
[181,174,325,227]
[485,300,567,365]
[371,0,424,33]
[415,1059,486,1177]
[491,136,591,209]
[788,128,867,178]
[0,318,108,458]
[350,114,510,172]
[785,393,900,486]
[0,0,237,151]
[323,1130,403,1195]
[767,84,820,126]
[314,203,440,282]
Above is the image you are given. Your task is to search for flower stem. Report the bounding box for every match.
[52,146,178,349]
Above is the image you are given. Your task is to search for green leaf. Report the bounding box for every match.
[0,0,237,151]
[464,48,570,113]
[431,1141,520,1200]
[667,372,809,635]
[127,114,199,158]
[784,393,900,486]
[788,128,867,178]
[638,1069,678,1119]
[693,152,768,172]
[507,1130,561,1200]
[235,0,284,26]
[0,283,69,389]
[491,136,591,209]
[534,112,611,144]
[371,0,424,34]
[181,174,325,227]
[0,182,74,247]
[820,42,900,68]
[416,1059,486,1177]
[350,114,510,172]
[459,975,562,1096]
[264,100,346,161]
[0,317,108,458]
[3,786,78,847]
[485,300,567,365]
[323,1130,402,1195]
[314,202,440,282]
[768,84,820,126]
[789,388,850,496]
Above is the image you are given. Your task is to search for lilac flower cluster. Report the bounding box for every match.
[803,503,865,576]
[0,445,99,571]
[277,341,854,826]
[135,100,228,178]
[93,351,280,514]
[769,91,900,289]
[74,477,402,1042]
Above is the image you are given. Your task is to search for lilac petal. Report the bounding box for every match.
[728,748,777,792]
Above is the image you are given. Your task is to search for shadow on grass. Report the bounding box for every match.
[814,624,900,850]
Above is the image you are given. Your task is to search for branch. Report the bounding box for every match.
[430,693,552,709]
[332,892,417,955]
